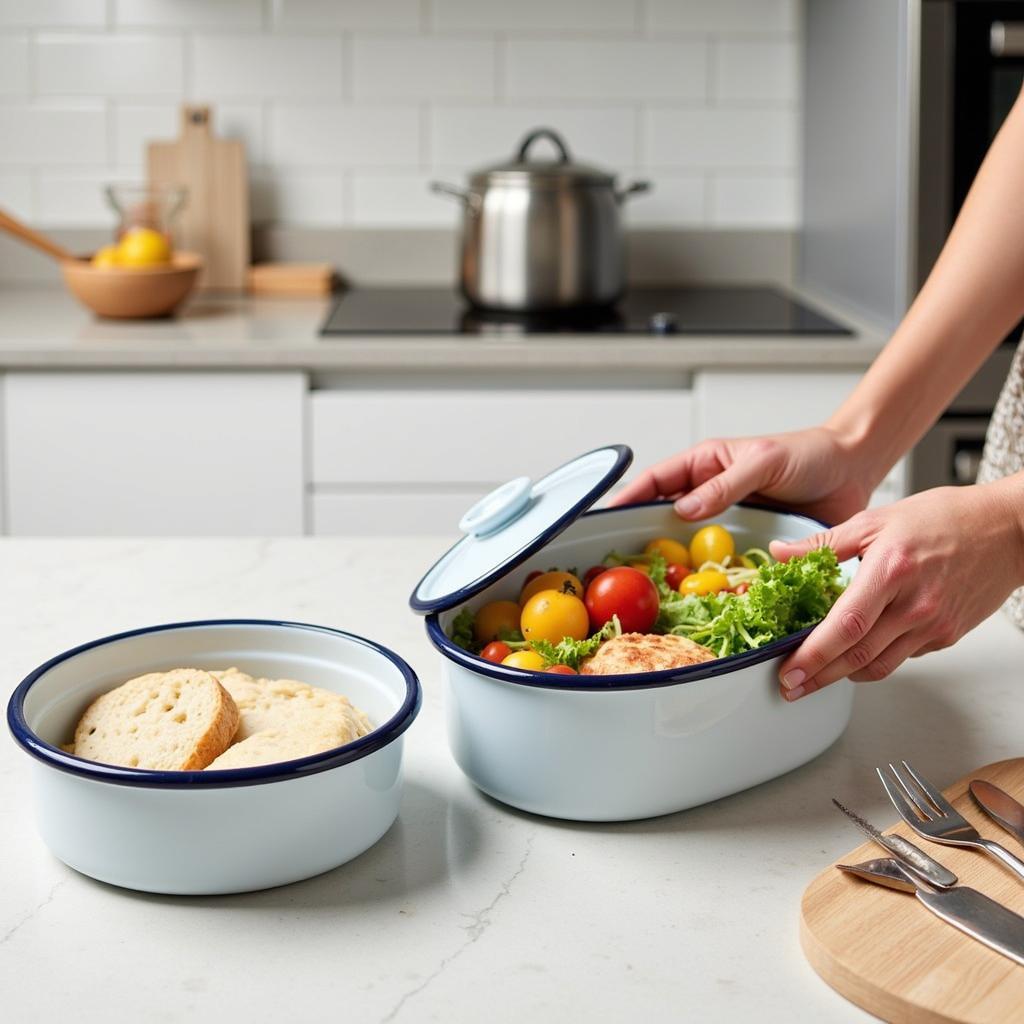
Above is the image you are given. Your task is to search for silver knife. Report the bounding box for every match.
[837,857,1024,968]
[970,780,1024,850]
[832,798,958,889]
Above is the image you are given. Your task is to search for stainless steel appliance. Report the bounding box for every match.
[911,0,1024,491]
[429,128,650,312]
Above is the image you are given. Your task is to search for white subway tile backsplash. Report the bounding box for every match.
[1,0,804,231]
[114,103,265,166]
[271,0,420,30]
[115,0,262,29]
[0,173,34,220]
[271,105,419,167]
[623,173,705,227]
[646,108,797,169]
[192,35,342,99]
[352,36,495,101]
[647,0,798,35]
[36,170,124,226]
[0,34,30,97]
[433,0,638,33]
[0,102,107,165]
[506,40,706,101]
[251,169,345,225]
[352,172,461,227]
[37,34,184,98]
[0,1,105,28]
[710,173,797,227]
[432,106,637,168]
[716,39,798,103]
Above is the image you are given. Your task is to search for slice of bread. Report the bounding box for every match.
[73,668,239,770]
[211,668,371,745]
[206,722,357,770]
[579,633,716,675]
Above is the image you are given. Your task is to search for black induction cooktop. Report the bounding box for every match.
[320,286,852,337]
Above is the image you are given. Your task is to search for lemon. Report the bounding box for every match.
[117,227,172,268]
[91,244,121,269]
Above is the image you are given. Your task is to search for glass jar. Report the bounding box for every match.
[105,184,186,242]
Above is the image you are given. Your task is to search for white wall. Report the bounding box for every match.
[0,0,801,231]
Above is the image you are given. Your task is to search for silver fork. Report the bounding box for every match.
[878,761,1024,883]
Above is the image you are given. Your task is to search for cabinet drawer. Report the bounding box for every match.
[694,371,864,438]
[4,372,305,536]
[310,389,693,485]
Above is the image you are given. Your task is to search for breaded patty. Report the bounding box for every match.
[579,633,716,675]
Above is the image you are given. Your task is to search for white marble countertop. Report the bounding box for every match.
[0,286,887,371]
[5,537,1019,1023]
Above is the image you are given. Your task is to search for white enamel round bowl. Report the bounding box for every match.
[7,620,421,895]
[426,503,856,822]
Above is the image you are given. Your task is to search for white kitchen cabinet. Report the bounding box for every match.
[309,388,692,534]
[693,370,906,505]
[3,372,306,536]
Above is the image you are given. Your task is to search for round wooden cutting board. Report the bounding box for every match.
[801,758,1024,1024]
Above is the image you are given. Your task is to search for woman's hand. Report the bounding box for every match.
[772,477,1024,700]
[611,427,876,526]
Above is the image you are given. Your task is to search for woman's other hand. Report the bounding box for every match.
[772,478,1024,700]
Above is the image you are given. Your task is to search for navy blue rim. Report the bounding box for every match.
[409,443,633,614]
[6,619,423,789]
[424,499,834,692]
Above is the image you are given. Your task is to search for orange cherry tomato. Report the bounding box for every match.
[644,537,691,568]
[473,600,522,643]
[545,664,577,675]
[519,570,584,606]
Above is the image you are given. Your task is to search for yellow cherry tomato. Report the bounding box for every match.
[520,590,590,643]
[502,650,546,671]
[473,600,522,643]
[725,553,755,569]
[644,537,691,568]
[519,570,583,606]
[689,525,735,567]
[680,570,730,596]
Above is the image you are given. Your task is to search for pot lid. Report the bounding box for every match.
[469,127,615,187]
[409,444,633,614]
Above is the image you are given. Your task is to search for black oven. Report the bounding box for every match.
[911,0,1024,492]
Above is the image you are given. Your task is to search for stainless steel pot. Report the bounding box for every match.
[430,128,650,312]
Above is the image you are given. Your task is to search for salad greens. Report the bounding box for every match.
[529,616,622,670]
[656,547,844,657]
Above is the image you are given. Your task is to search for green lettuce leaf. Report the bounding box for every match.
[529,616,622,670]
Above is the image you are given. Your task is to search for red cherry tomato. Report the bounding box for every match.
[545,664,577,675]
[732,583,750,595]
[523,570,543,587]
[480,641,511,663]
[666,563,692,590]
[584,566,660,634]
[583,565,607,587]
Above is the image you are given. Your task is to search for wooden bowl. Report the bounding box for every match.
[61,252,203,319]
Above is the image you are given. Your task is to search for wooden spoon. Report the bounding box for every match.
[0,206,83,262]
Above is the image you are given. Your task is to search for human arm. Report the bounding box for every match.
[614,86,1024,518]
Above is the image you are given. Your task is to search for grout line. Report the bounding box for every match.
[421,0,433,34]
[341,31,351,102]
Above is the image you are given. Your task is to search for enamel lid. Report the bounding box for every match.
[409,445,633,614]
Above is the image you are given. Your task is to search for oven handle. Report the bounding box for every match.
[991,21,1024,57]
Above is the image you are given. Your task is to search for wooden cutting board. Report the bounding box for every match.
[148,105,249,291]
[801,758,1024,1023]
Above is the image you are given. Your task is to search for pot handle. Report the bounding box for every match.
[615,180,652,203]
[516,128,572,164]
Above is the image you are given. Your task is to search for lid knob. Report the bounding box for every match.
[458,477,532,537]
